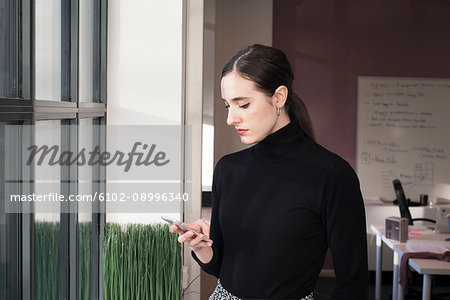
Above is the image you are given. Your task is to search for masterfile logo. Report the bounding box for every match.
[4,124,192,214]
[10,124,186,181]
[26,141,170,172]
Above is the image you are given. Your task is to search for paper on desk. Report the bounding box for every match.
[437,197,450,204]
[406,239,450,253]
[363,196,394,205]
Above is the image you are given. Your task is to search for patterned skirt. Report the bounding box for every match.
[209,280,314,300]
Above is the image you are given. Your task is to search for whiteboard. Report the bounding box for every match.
[356,77,450,201]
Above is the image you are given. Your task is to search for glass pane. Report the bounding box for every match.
[78,119,94,300]
[34,120,61,299]
[0,122,21,299]
[0,0,19,98]
[79,0,95,102]
[78,213,91,300]
[35,0,61,101]
[78,215,91,300]
[0,124,6,299]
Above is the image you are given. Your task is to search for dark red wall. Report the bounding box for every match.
[273,0,450,168]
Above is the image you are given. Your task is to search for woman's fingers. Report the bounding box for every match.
[169,219,212,248]
[189,233,206,247]
[169,224,179,233]
[193,219,210,237]
[177,230,202,244]
[169,224,192,236]
[176,229,212,249]
[177,230,194,243]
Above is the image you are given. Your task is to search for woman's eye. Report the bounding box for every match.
[240,103,250,109]
[224,104,230,109]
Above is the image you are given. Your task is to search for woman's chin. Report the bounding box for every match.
[239,135,259,145]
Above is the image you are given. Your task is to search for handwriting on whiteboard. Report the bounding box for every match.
[381,162,434,188]
[410,146,448,160]
[361,138,448,164]
[361,82,442,129]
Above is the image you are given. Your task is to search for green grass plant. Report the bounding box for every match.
[78,222,91,300]
[103,223,181,300]
[35,221,60,300]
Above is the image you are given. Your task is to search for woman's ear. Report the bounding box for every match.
[273,85,288,108]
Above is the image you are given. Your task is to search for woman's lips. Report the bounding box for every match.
[237,129,248,135]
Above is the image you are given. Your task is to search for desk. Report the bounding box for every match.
[365,205,437,270]
[371,225,450,300]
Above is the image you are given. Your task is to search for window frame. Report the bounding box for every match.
[0,0,108,299]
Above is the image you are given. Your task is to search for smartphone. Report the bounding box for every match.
[161,216,213,243]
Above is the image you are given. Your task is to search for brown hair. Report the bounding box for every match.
[222,44,315,141]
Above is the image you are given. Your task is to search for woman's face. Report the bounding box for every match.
[221,71,288,144]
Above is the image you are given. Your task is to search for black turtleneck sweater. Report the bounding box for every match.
[193,122,368,299]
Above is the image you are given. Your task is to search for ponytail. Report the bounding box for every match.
[286,92,316,142]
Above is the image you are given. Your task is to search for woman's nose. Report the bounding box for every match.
[226,107,241,126]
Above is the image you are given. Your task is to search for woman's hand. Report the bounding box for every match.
[169,219,213,252]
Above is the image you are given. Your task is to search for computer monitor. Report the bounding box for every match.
[393,179,413,225]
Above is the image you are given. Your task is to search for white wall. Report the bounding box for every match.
[213,0,273,164]
[107,0,184,224]
[108,0,183,127]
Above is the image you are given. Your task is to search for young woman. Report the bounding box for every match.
[170,44,368,300]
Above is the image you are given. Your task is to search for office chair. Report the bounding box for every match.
[392,179,436,225]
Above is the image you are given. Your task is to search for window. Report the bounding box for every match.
[0,1,107,299]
